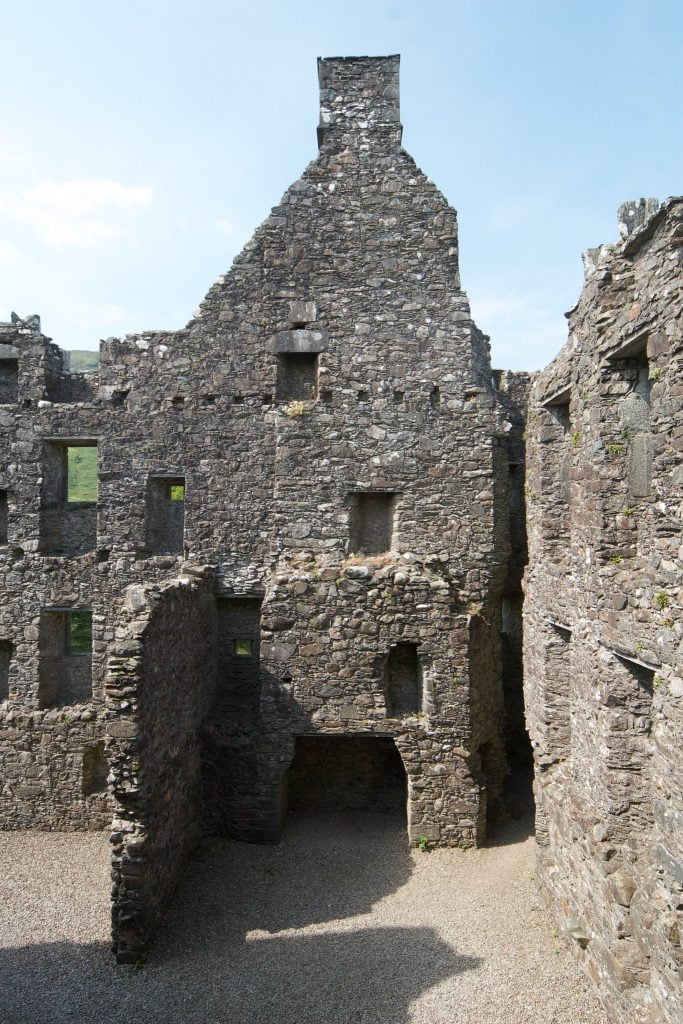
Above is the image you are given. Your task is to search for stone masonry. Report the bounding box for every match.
[0,57,529,964]
[0,54,680,1020]
[524,197,682,1024]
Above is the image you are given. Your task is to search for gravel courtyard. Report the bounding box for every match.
[0,812,609,1024]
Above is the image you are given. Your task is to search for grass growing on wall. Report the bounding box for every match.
[67,447,98,503]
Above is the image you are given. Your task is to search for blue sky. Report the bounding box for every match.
[1,0,681,369]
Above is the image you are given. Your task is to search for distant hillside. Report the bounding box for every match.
[68,350,99,373]
[67,446,98,502]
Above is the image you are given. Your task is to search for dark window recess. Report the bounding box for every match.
[0,359,19,403]
[276,353,318,401]
[385,643,421,717]
[82,741,108,795]
[38,609,93,707]
[146,476,185,554]
[0,640,13,701]
[349,492,398,554]
[39,442,97,557]
[215,597,262,720]
[0,489,7,544]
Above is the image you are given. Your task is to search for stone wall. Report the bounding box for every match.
[107,570,216,963]
[524,198,683,1024]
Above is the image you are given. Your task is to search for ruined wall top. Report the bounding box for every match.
[317,56,401,144]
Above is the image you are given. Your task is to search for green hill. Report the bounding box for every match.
[67,447,98,502]
[68,350,99,373]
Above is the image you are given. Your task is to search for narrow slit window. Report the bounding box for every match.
[169,483,185,501]
[234,639,254,657]
[0,489,7,544]
[66,445,98,503]
[0,640,13,701]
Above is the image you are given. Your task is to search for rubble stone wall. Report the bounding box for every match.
[524,198,683,1024]
[107,571,216,962]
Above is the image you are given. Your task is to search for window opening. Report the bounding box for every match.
[349,491,399,554]
[385,642,421,717]
[0,489,7,544]
[276,353,318,401]
[0,359,19,403]
[0,640,13,701]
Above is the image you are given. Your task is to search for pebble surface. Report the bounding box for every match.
[0,814,610,1024]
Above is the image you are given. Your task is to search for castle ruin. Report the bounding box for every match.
[0,56,680,1024]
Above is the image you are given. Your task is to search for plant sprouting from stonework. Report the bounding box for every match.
[654,591,671,610]
[417,835,429,852]
[283,401,308,417]
[606,443,625,456]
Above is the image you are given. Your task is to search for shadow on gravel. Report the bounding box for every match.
[161,809,415,942]
[1,810,482,1024]
[0,927,479,1024]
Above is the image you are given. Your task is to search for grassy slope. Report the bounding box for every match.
[67,447,98,502]
[68,351,99,373]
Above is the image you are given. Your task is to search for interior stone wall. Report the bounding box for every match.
[107,570,216,963]
[524,198,683,1024]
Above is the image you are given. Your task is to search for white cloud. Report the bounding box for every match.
[0,240,20,265]
[0,179,153,248]
[215,217,234,234]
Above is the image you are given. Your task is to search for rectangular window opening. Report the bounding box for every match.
[276,353,319,401]
[38,609,93,707]
[0,359,19,403]
[146,475,185,554]
[39,441,98,556]
[82,741,108,795]
[349,491,399,555]
[215,597,262,716]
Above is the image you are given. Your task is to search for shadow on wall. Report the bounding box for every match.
[0,929,478,1024]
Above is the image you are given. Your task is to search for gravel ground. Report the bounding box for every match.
[0,813,610,1024]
